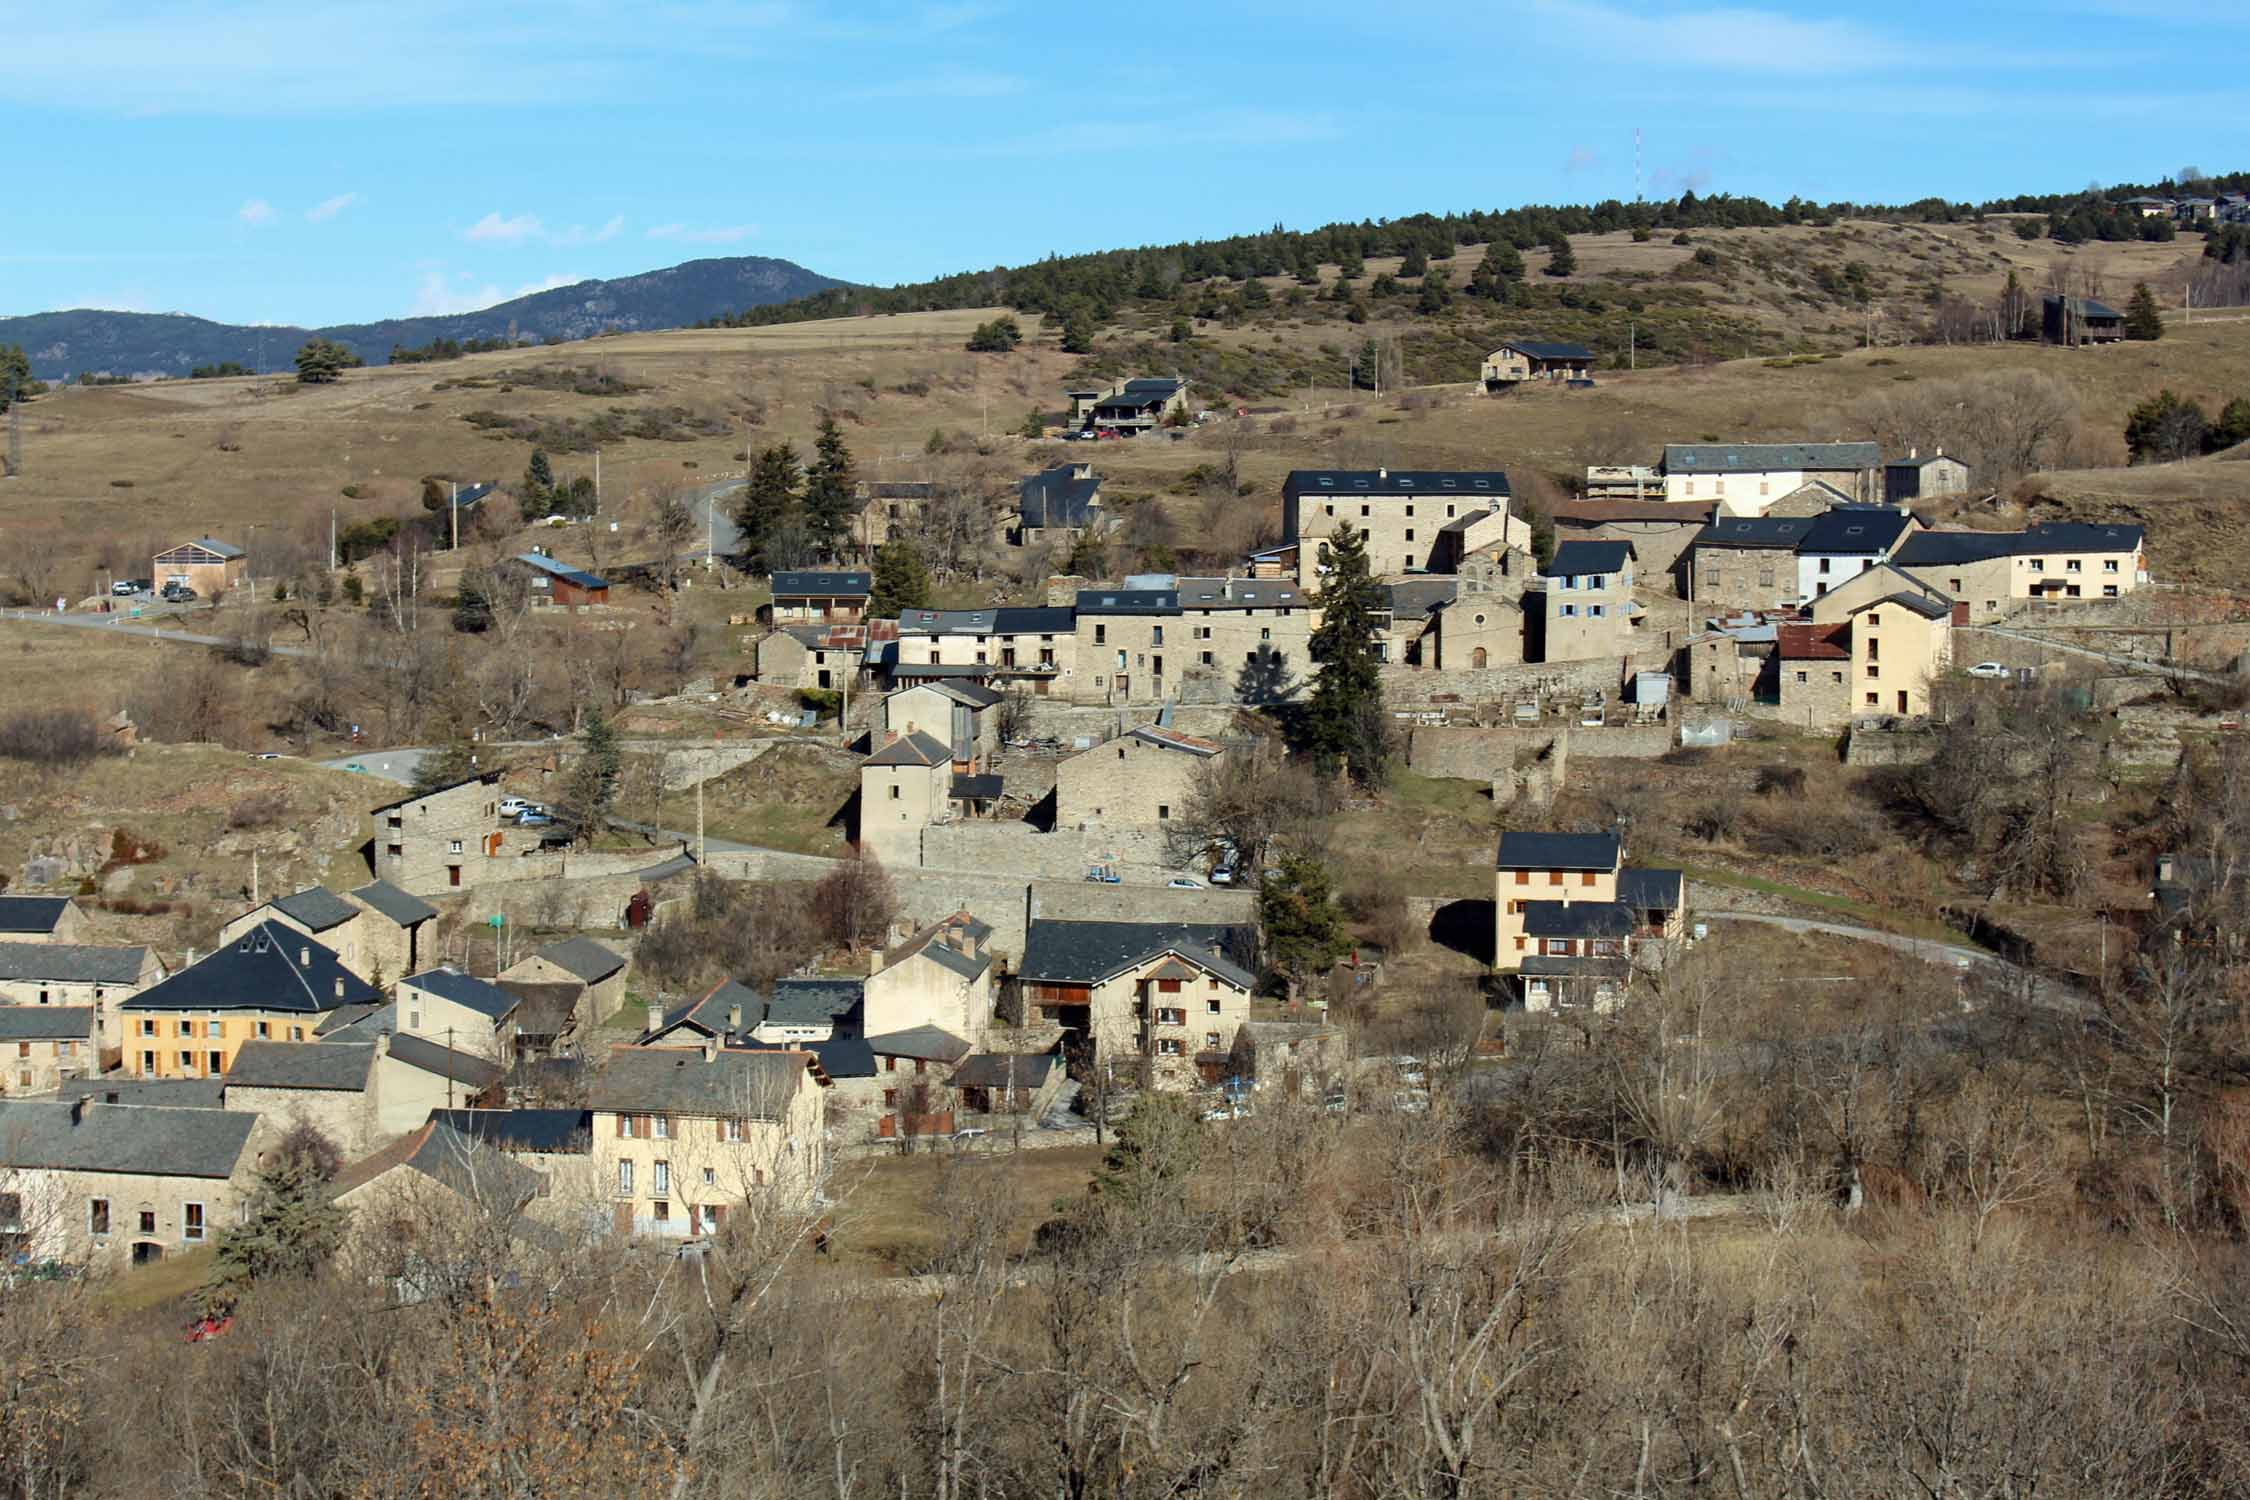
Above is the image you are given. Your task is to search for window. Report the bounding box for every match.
[1157,804,1170,820]
[653,1161,670,1196]
[2026,558,2044,571]
[139,1019,154,1037]
[2104,559,2120,573]
[1155,1006,1186,1025]
[1156,977,1181,993]
[209,1051,224,1075]
[1405,529,1415,543]
[137,1209,156,1235]
[1560,604,1577,617]
[704,1167,717,1186]
[1794,670,1808,684]
[89,1199,109,1236]
[652,1200,669,1223]
[1819,558,1831,574]
[1865,692,1879,707]
[617,1160,635,1196]
[1581,871,1597,887]
[1207,998,1222,1014]
[290,1026,304,1041]
[887,784,899,801]
[179,1051,193,1071]
[1949,577,1963,593]
[1514,870,1529,886]
[177,1021,192,1038]
[1200,652,1213,666]
[448,839,464,854]
[1588,604,1605,618]
[1205,1032,1222,1050]
[2104,585,2119,597]
[1094,624,1106,645]
[1260,627,1272,642]
[1831,671,1843,683]
[723,1118,745,1142]
[2066,559,2082,573]
[1152,626,1163,645]
[1157,1038,1184,1056]
[140,1051,155,1074]
[1543,939,1572,956]
[183,1202,206,1242]
[256,1021,270,1039]
[13,1043,24,1059]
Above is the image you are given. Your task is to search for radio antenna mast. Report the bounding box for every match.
[1634,127,1643,203]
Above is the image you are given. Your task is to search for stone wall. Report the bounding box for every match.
[919,821,1180,887]
[1028,878,1256,929]
[1406,723,1671,779]
[1842,726,1936,766]
[1379,648,1672,705]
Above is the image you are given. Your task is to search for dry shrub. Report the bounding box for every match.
[0,708,121,767]
[1743,797,1883,859]
[228,790,291,829]
[634,876,821,994]
[1342,877,1417,957]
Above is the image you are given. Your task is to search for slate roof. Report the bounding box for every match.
[1691,515,1820,550]
[924,679,1004,708]
[1891,529,2020,567]
[315,1001,396,1041]
[589,1046,814,1118]
[1019,466,1104,528]
[512,553,608,590]
[1496,831,1621,871]
[1518,954,1631,979]
[882,916,992,983]
[1544,540,1633,577]
[188,536,245,558]
[1175,576,1307,609]
[1663,442,1881,474]
[2046,295,2124,321]
[0,1099,258,1179]
[866,730,951,768]
[1502,340,1595,361]
[1778,622,1851,661]
[1385,580,1459,621]
[58,1076,226,1109]
[427,1108,594,1154]
[401,967,522,1021]
[0,942,148,985]
[497,983,581,1037]
[528,936,625,984]
[1619,867,1685,910]
[765,977,864,1028]
[864,1024,975,1064]
[741,1034,876,1080]
[0,896,72,936]
[269,887,360,932]
[652,978,761,1039]
[122,921,378,1015]
[772,570,872,597]
[329,1121,545,1210]
[1798,507,1913,556]
[386,1033,504,1089]
[1123,725,1223,757]
[350,879,438,927]
[223,1040,377,1092]
[952,773,1004,800]
[1864,592,1953,622]
[2020,521,2145,553]
[1074,588,1179,616]
[1521,901,1636,939]
[994,605,1078,634]
[368,771,500,817]
[1017,919,1257,991]
[0,1006,93,1041]
[953,1053,1061,1089]
[1285,469,1511,498]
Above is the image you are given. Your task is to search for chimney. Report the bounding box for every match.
[868,949,885,976]
[372,1030,390,1060]
[647,1000,665,1036]
[333,977,344,1001]
[726,1002,742,1034]
[1934,446,1943,458]
[1908,446,1917,460]
[1378,465,1388,479]
[701,1034,720,1062]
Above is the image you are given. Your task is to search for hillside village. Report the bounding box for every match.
[15,169,2250,1494]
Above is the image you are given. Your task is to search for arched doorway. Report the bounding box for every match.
[1471,647,1489,669]
[130,1241,164,1266]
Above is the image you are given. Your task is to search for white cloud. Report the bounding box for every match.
[409,269,587,317]
[512,272,584,297]
[648,222,758,245]
[237,198,274,224]
[306,192,357,222]
[595,214,624,242]
[464,211,545,244]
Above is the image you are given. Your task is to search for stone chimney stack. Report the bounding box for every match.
[646,1000,665,1037]
[726,1002,742,1034]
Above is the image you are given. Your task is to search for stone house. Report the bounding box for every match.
[1228,1021,1346,1097]
[850,480,936,551]
[1550,501,1713,591]
[0,896,90,944]
[1494,831,1685,1009]
[768,570,872,626]
[1892,523,2146,623]
[329,1120,548,1251]
[1078,378,1188,434]
[1069,579,1316,707]
[426,1107,598,1200]
[1283,468,1519,584]
[218,881,436,989]
[0,942,162,1062]
[498,938,628,1035]
[1807,564,1956,721]
[1774,621,1855,729]
[858,729,953,868]
[1015,463,1105,547]
[370,773,513,895]
[1054,725,1223,832]
[396,967,522,1060]
[881,680,1002,772]
[896,606,1077,693]
[587,1043,830,1237]
[0,1098,275,1269]
[1016,918,1256,1090]
[755,618,895,692]
[864,912,996,1039]
[218,1039,386,1156]
[1481,340,1594,390]
[0,1006,98,1094]
[1661,442,1883,513]
[1686,515,1820,613]
[1882,450,1972,504]
[120,922,380,1080]
[1530,540,1636,663]
[952,1052,1062,1116]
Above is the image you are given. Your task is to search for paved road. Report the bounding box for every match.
[1963,623,2224,684]
[0,607,316,657]
[320,749,428,783]
[1701,910,2084,1011]
[692,477,747,563]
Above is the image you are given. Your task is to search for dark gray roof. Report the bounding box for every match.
[924,679,1004,708]
[2045,295,2123,320]
[351,879,438,927]
[1019,467,1103,528]
[867,481,935,500]
[1862,591,1953,622]
[772,570,872,597]
[1503,340,1594,361]
[496,983,580,1037]
[1017,919,1257,991]
[890,661,998,680]
[185,536,245,559]
[652,978,761,1040]
[864,1024,974,1064]
[1799,507,1913,556]
[367,771,501,817]
[589,1047,813,1118]
[765,977,864,1028]
[994,605,1077,633]
[59,1076,226,1109]
[0,1006,93,1040]
[1544,540,1633,577]
[1385,580,1459,621]
[1664,442,1881,473]
[269,887,360,932]
[529,936,625,984]
[1285,469,1511,498]
[952,773,1004,800]
[450,481,497,512]
[316,1000,393,1039]
[1618,868,1684,910]
[1691,516,1820,550]
[428,1108,593,1154]
[1518,954,1632,979]
[402,967,521,1021]
[330,1120,544,1210]
[953,1052,1060,1088]
[741,1035,876,1079]
[1891,530,2021,567]
[0,942,148,985]
[223,1040,376,1092]
[1073,588,1179,616]
[1521,901,1636,939]
[866,730,951,767]
[0,1099,259,1179]
[122,921,378,1015]
[512,552,608,590]
[0,896,72,935]
[1175,576,1308,610]
[1118,377,1186,399]
[2021,521,2144,553]
[1496,831,1621,871]
[386,1033,504,1088]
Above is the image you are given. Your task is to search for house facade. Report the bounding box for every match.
[1283,469,1519,583]
[1892,523,2146,624]
[1481,340,1594,390]
[497,938,628,1036]
[1079,378,1188,434]
[1054,725,1223,832]
[896,606,1076,692]
[1807,565,1955,721]
[0,896,90,944]
[864,911,996,1039]
[1793,506,1917,606]
[1660,443,1883,514]
[1530,540,1636,662]
[769,571,872,625]
[1494,831,1684,1011]
[1016,463,1105,546]
[370,774,510,895]
[1686,515,1820,612]
[153,537,246,596]
[880,680,1001,772]
[1016,919,1256,1090]
[1882,450,1972,504]
[0,1007,98,1094]
[0,943,161,1061]
[1069,580,1317,707]
[119,922,379,1079]
[858,730,953,868]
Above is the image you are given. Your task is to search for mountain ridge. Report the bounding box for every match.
[0,255,846,380]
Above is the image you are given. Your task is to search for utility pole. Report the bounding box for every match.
[594,448,601,515]
[330,509,337,572]
[1629,320,1637,371]
[450,482,459,551]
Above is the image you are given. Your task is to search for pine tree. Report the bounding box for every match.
[524,448,555,501]
[1416,268,1454,315]
[2125,281,2166,341]
[414,704,479,793]
[1543,232,1577,277]
[292,337,360,384]
[561,705,622,838]
[1060,307,1098,353]
[1399,240,1429,278]
[1302,524,1388,785]
[734,442,802,568]
[803,416,857,559]
[1090,1094,1201,1218]
[869,539,933,617]
[1258,850,1350,997]
[199,1126,344,1314]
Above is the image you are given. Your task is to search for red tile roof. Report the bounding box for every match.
[1777,621,1851,661]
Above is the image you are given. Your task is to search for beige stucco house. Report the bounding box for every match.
[1016,918,1257,1091]
[1282,468,1520,583]
[1661,442,1882,514]
[120,922,381,1080]
[1805,564,1956,720]
[1531,540,1637,663]
[0,897,90,945]
[858,730,952,868]
[0,1007,98,1095]
[864,911,997,1039]
[0,942,162,1063]
[1494,831,1685,1010]
[1892,523,2146,624]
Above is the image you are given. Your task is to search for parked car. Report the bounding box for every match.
[1209,866,1236,886]
[498,796,535,817]
[515,810,554,827]
[110,579,139,596]
[1199,1101,1251,1122]
[1167,877,1203,890]
[160,583,197,603]
[1965,661,2010,679]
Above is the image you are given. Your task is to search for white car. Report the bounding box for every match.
[1965,662,2010,680]
[1167,877,1203,890]
[499,796,535,817]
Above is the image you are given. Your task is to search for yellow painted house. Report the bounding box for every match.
[118,921,380,1080]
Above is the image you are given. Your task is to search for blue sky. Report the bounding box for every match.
[4,0,2244,327]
